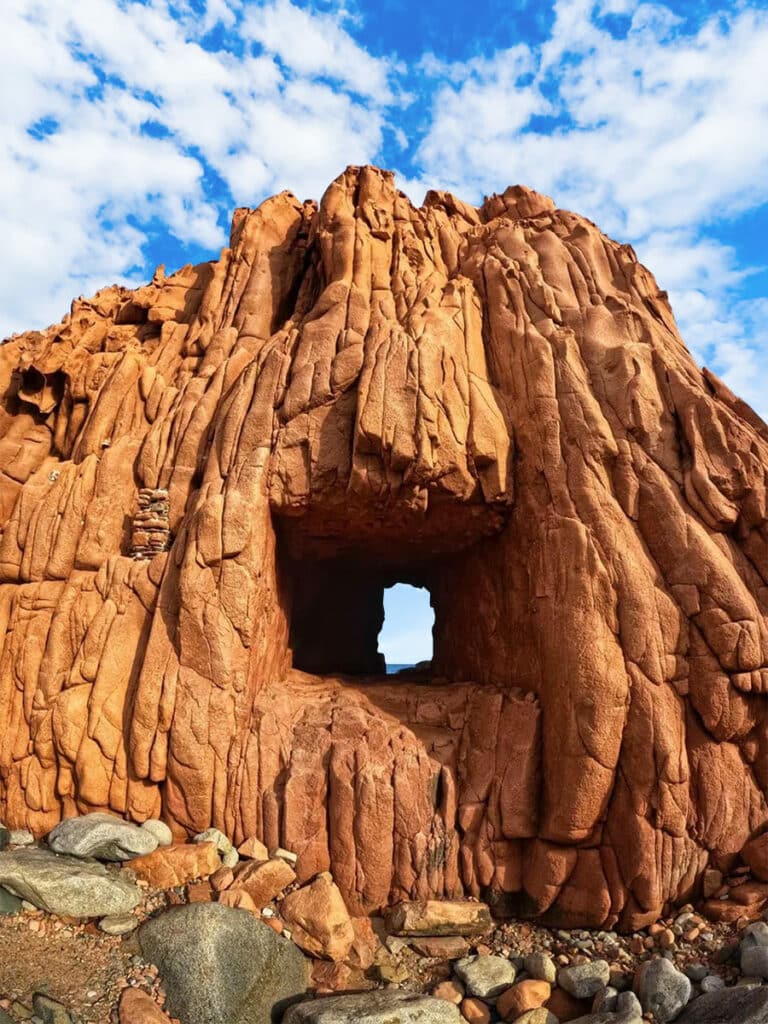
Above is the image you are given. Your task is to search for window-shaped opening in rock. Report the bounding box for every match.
[285,556,436,678]
[288,561,387,676]
[379,583,434,675]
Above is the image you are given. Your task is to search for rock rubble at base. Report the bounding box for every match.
[0,848,140,918]
[4,814,768,1024]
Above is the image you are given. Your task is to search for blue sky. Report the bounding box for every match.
[3,0,768,661]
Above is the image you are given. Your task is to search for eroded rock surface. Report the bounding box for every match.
[1,165,768,928]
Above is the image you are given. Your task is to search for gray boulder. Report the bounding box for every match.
[635,958,692,1023]
[453,954,516,998]
[0,848,140,917]
[558,960,611,999]
[741,945,768,979]
[193,828,238,867]
[47,813,158,861]
[570,992,643,1024]
[282,992,462,1023]
[139,902,308,1024]
[0,886,22,914]
[0,825,8,851]
[140,819,173,847]
[32,994,73,1024]
[524,952,557,984]
[9,829,34,846]
[677,986,768,1022]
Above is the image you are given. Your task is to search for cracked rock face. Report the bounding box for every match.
[1,165,768,929]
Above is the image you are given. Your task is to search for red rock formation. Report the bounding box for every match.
[1,165,768,930]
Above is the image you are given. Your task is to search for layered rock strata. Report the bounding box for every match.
[1,166,767,930]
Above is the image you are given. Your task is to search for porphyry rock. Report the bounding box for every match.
[47,813,158,861]
[282,991,462,1023]
[0,848,140,917]
[279,872,355,961]
[2,165,768,928]
[231,858,296,907]
[139,902,309,1024]
[118,989,173,1024]
[126,842,221,887]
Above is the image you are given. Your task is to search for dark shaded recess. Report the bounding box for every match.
[287,560,387,675]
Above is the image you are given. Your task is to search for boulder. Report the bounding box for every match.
[238,837,269,861]
[47,813,157,861]
[569,991,642,1024]
[280,872,354,961]
[524,953,557,984]
[0,848,140,917]
[193,828,239,868]
[230,858,296,907]
[497,980,552,1020]
[126,843,221,887]
[677,986,768,1022]
[0,886,22,914]
[140,820,173,847]
[119,989,173,1024]
[558,961,611,999]
[99,912,139,934]
[31,995,72,1024]
[460,998,490,1024]
[384,901,492,937]
[453,955,516,999]
[635,959,692,1023]
[411,936,470,959]
[139,902,309,1024]
[282,991,462,1023]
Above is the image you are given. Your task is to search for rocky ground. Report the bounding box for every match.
[2,815,768,1024]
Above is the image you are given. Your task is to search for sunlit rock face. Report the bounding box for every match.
[1,165,768,930]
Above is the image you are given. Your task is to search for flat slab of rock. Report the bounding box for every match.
[283,991,462,1023]
[677,986,768,1022]
[410,936,471,959]
[384,900,492,937]
[48,813,158,861]
[139,902,308,1024]
[126,843,221,887]
[0,848,140,917]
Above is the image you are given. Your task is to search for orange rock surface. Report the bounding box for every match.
[1,165,768,929]
[126,842,221,887]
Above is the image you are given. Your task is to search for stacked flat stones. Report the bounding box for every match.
[130,488,171,559]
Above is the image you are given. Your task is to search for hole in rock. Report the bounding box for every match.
[284,556,436,678]
[379,583,434,675]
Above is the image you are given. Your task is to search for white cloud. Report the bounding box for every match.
[413,0,768,415]
[2,0,767,422]
[0,0,395,337]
